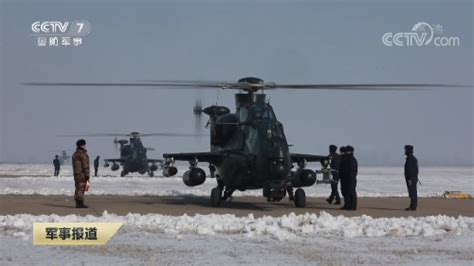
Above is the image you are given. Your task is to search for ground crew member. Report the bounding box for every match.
[94,156,100,177]
[338,146,348,209]
[345,145,358,210]
[53,155,61,176]
[209,164,216,178]
[326,145,341,205]
[72,139,90,208]
[404,145,418,211]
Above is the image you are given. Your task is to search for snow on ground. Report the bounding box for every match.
[0,164,472,197]
[1,212,473,265]
[2,211,473,240]
[1,164,473,264]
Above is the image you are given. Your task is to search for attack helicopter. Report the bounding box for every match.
[124,77,467,207]
[25,77,467,207]
[103,132,164,177]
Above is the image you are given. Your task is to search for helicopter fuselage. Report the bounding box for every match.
[205,93,295,200]
[120,139,149,173]
[163,90,324,206]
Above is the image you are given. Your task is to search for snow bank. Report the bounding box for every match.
[1,211,473,241]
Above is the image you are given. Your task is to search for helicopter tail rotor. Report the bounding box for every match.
[193,98,204,135]
[113,137,119,151]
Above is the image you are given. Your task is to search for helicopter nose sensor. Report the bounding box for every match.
[270,160,289,179]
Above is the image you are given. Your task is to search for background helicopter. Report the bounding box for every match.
[63,132,188,177]
[49,150,70,165]
[28,78,466,206]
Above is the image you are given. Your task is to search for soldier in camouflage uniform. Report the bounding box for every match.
[72,139,90,208]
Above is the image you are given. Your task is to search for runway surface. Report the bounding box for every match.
[1,195,473,217]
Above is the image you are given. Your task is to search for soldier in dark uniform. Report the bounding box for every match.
[345,145,358,210]
[94,156,100,177]
[326,145,341,204]
[404,145,418,211]
[338,146,348,209]
[72,139,90,208]
[209,164,216,178]
[53,155,61,176]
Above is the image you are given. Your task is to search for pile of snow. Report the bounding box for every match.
[1,211,473,241]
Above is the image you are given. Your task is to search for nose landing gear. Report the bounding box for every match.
[210,187,222,207]
[294,188,306,208]
[210,179,235,207]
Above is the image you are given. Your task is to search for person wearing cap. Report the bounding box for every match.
[326,145,341,205]
[53,155,61,176]
[404,145,418,211]
[93,156,100,177]
[338,146,348,209]
[72,139,90,208]
[344,145,358,210]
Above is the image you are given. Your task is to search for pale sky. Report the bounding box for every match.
[0,0,472,165]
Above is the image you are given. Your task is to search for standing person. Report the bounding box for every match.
[326,145,341,205]
[94,156,100,177]
[345,145,358,210]
[209,164,216,178]
[404,145,418,211]
[338,146,348,209]
[72,139,90,208]
[53,155,61,176]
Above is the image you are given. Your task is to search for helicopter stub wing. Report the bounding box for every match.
[290,153,329,164]
[147,159,164,164]
[163,152,224,164]
[104,159,124,163]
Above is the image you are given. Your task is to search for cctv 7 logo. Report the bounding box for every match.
[76,23,84,33]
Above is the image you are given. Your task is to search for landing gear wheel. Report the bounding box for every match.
[210,187,222,207]
[120,170,128,177]
[294,188,306,208]
[148,171,154,177]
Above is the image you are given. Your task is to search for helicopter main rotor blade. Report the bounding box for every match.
[133,80,264,90]
[268,83,470,90]
[134,80,471,89]
[24,81,471,91]
[58,132,200,137]
[23,81,256,90]
[22,82,226,88]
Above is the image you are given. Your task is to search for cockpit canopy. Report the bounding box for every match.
[211,113,239,147]
[238,103,276,123]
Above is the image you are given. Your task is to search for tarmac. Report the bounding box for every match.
[1,195,473,217]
